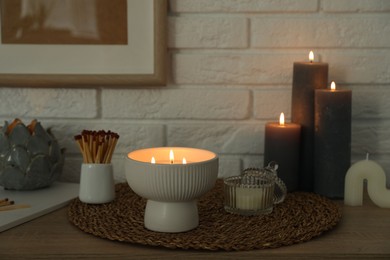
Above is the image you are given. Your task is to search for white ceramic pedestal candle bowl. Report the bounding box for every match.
[126,147,218,233]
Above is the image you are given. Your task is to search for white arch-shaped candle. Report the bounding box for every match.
[344,155,390,208]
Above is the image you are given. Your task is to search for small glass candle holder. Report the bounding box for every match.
[224,164,286,216]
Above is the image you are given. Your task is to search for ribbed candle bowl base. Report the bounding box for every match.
[145,200,198,232]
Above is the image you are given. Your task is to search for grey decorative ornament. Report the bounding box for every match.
[0,119,65,190]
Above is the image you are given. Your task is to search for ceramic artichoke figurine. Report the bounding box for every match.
[0,119,65,190]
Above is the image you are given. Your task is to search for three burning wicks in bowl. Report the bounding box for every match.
[74,130,119,164]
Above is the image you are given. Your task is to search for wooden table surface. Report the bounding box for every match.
[0,195,389,259]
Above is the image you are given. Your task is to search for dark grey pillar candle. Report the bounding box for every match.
[264,118,301,192]
[314,86,352,198]
[291,59,328,191]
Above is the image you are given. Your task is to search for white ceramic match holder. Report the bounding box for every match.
[79,163,115,204]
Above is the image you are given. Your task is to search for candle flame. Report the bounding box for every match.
[151,157,156,164]
[279,112,285,126]
[330,81,336,91]
[169,149,174,164]
[182,157,187,164]
[309,51,314,62]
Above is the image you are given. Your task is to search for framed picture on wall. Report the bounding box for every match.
[0,0,167,87]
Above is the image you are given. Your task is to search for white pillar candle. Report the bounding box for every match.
[344,155,390,208]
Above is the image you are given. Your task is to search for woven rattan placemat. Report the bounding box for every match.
[68,180,342,251]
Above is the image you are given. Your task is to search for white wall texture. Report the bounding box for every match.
[1,0,390,185]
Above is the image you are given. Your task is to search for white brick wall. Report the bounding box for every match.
[1,0,390,187]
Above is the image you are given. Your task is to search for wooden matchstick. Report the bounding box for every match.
[84,140,93,163]
[0,200,14,207]
[81,132,92,163]
[92,134,97,161]
[0,204,30,212]
[105,134,119,164]
[95,142,103,163]
[74,135,87,163]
